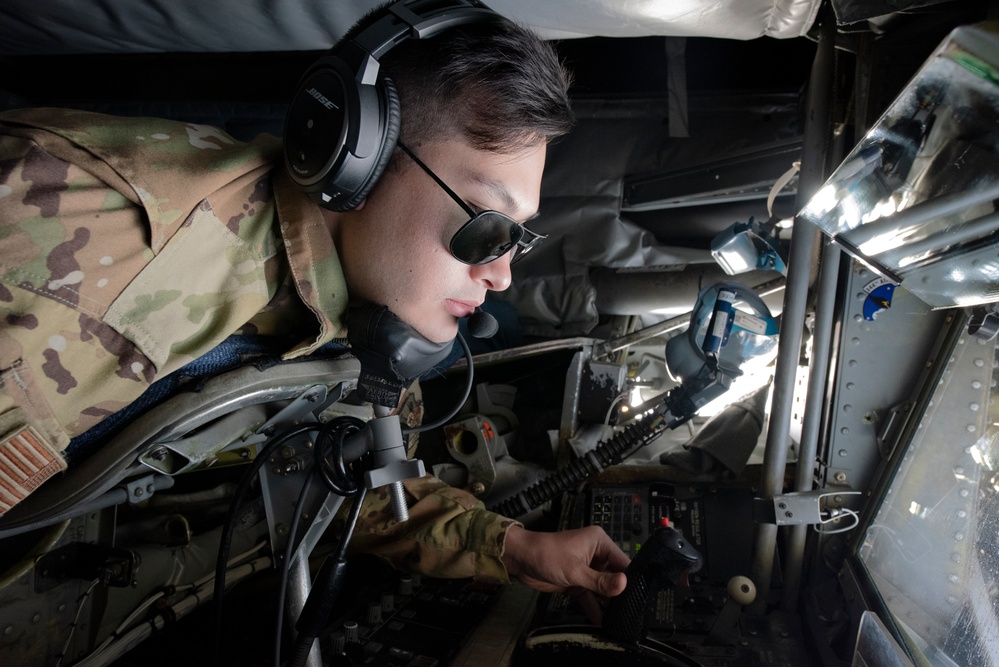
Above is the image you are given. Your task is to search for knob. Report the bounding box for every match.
[331,631,345,655]
[727,575,756,606]
[367,601,383,625]
[343,620,359,643]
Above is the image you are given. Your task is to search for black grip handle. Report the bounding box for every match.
[602,525,703,644]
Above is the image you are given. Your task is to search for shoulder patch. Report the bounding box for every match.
[0,422,66,516]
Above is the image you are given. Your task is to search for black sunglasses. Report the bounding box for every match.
[397,143,546,266]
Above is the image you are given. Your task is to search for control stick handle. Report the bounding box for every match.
[603,524,703,644]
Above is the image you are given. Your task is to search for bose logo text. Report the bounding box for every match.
[307,87,339,110]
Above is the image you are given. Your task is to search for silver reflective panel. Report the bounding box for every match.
[801,24,999,308]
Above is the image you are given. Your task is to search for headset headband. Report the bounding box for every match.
[283,0,497,211]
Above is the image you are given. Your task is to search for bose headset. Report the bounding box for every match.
[283,0,498,211]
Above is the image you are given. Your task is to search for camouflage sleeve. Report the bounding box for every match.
[335,382,522,582]
[346,475,522,583]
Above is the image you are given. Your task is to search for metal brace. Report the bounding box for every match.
[236,384,331,450]
[125,474,161,504]
[753,489,860,526]
[138,385,334,475]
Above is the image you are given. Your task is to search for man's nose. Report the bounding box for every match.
[471,254,513,292]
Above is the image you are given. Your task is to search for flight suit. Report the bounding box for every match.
[0,107,517,582]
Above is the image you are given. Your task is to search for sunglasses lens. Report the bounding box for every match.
[450,213,525,265]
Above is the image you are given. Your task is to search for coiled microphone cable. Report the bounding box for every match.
[489,402,673,519]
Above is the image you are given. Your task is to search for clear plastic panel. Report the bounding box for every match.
[858,328,999,666]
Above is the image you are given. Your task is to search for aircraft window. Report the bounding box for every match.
[858,325,999,666]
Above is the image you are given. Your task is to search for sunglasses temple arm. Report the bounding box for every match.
[397,143,478,218]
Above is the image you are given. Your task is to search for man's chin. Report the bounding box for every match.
[411,318,459,345]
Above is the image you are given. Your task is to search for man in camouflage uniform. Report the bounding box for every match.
[0,10,630,597]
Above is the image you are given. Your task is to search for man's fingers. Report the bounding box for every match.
[603,548,633,572]
[575,568,627,597]
[594,570,627,597]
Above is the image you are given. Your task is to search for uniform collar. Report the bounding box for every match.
[272,169,350,358]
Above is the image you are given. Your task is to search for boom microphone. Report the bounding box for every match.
[467,307,499,339]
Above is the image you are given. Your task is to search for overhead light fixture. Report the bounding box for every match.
[710,218,787,276]
[799,23,999,309]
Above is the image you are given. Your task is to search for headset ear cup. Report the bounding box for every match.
[337,76,401,210]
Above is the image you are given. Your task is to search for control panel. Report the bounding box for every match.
[322,481,812,666]
[514,480,812,666]
[588,487,649,557]
[324,570,503,665]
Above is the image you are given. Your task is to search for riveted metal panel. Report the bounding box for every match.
[823,261,949,492]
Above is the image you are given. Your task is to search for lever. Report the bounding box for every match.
[602,523,703,644]
[706,575,756,645]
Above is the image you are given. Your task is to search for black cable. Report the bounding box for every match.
[287,484,368,667]
[317,416,366,495]
[273,466,318,667]
[488,403,673,518]
[212,422,321,666]
[404,330,474,435]
[285,417,372,667]
[333,482,367,562]
[273,416,369,667]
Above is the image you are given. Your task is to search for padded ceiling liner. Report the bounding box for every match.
[1,0,823,55]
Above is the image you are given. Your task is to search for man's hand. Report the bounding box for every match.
[501,525,630,598]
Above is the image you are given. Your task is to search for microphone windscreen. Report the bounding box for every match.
[467,307,499,339]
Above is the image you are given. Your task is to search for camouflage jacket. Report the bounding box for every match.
[0,108,516,582]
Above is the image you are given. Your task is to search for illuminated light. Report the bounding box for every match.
[838,196,863,231]
[909,501,923,516]
[860,197,899,225]
[857,232,907,257]
[619,405,630,413]
[647,306,693,317]
[715,250,754,275]
[695,364,774,418]
[628,386,644,408]
[802,184,841,219]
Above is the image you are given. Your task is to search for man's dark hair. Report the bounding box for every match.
[381,17,574,153]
